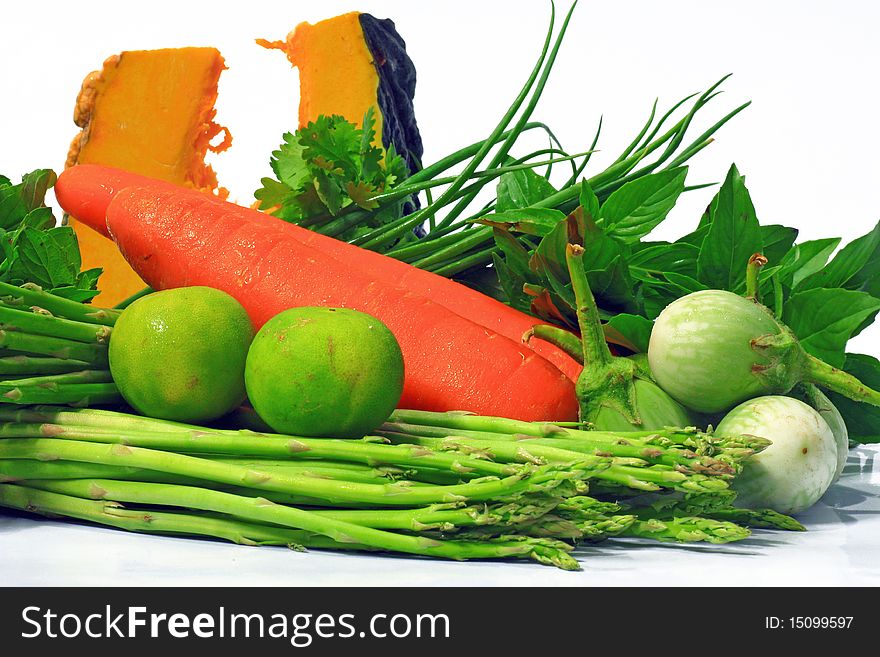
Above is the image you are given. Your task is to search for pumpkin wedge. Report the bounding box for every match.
[65,47,231,305]
[259,12,423,176]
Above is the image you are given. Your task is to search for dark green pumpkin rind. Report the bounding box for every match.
[359,14,424,181]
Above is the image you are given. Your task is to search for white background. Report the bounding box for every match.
[1,0,879,584]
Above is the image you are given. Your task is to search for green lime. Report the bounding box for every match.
[245,307,404,438]
[109,286,254,422]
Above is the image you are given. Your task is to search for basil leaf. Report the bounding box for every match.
[797,221,880,292]
[696,164,762,292]
[8,226,82,289]
[640,273,708,319]
[20,207,56,231]
[586,256,636,313]
[495,169,557,212]
[76,267,103,291]
[19,170,57,213]
[777,238,841,289]
[759,224,798,265]
[492,253,532,314]
[598,167,687,242]
[493,229,535,282]
[676,222,709,248]
[579,179,600,222]
[49,286,101,303]
[479,208,566,237]
[825,353,880,443]
[783,288,880,367]
[629,242,699,278]
[0,169,56,230]
[604,313,654,353]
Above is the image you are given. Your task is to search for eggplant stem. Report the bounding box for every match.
[745,253,768,301]
[803,354,880,407]
[565,244,613,368]
[523,325,584,364]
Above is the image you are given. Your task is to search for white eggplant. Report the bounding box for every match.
[715,396,838,514]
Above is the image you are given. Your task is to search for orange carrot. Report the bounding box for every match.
[56,165,583,381]
[83,181,578,420]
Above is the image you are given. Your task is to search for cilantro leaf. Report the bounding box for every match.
[256,111,411,248]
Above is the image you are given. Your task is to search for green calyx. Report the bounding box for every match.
[526,241,689,429]
[749,301,880,408]
[576,355,647,427]
[748,318,807,396]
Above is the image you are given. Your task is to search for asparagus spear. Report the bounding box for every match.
[0,383,120,405]
[621,517,751,544]
[0,459,149,482]
[0,304,112,343]
[380,422,741,475]
[0,458,420,487]
[0,406,747,494]
[381,431,732,494]
[0,459,461,508]
[0,330,109,364]
[5,481,580,569]
[0,355,94,376]
[702,507,805,532]
[0,438,606,506]
[0,281,119,326]
[311,499,558,531]
[0,419,526,479]
[386,409,771,458]
[0,370,114,386]
[0,482,352,548]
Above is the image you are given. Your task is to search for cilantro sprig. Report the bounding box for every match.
[255,108,410,245]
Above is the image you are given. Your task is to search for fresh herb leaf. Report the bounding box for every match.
[598,167,687,242]
[777,237,841,289]
[0,170,102,301]
[492,253,532,314]
[783,288,880,367]
[579,179,600,222]
[586,256,636,312]
[696,164,762,292]
[495,168,557,212]
[797,220,880,293]
[479,208,566,237]
[629,242,700,278]
[9,226,82,289]
[759,224,798,265]
[270,132,311,191]
[21,207,56,231]
[675,222,709,248]
[0,169,57,230]
[256,110,410,247]
[604,313,654,353]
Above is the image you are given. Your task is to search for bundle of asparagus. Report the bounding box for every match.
[0,282,122,405]
[0,405,802,569]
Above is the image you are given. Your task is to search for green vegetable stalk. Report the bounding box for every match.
[0,482,579,569]
[525,234,694,431]
[0,437,600,507]
[0,405,805,569]
[0,278,123,406]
